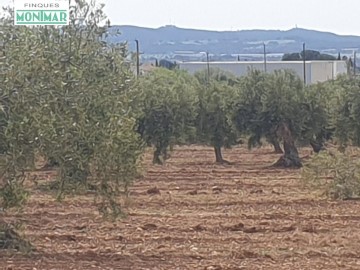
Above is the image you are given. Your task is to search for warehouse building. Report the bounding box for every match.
[179,60,348,85]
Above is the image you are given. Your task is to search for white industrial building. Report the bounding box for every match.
[179,61,348,85]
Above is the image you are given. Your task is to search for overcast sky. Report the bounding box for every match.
[1,0,359,36]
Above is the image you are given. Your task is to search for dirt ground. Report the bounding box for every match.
[2,145,360,270]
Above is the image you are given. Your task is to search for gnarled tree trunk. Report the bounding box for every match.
[273,122,302,168]
[310,140,325,153]
[309,132,327,153]
[268,135,283,154]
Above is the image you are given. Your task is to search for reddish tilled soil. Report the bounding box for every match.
[2,145,360,269]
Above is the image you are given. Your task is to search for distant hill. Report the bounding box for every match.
[107,25,360,61]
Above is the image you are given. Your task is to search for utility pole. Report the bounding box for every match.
[303,43,306,85]
[135,39,140,77]
[354,51,357,77]
[206,52,210,85]
[263,43,267,72]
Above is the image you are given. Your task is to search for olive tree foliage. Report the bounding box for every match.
[194,68,239,164]
[0,0,143,215]
[137,68,198,164]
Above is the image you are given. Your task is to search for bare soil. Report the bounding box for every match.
[2,145,360,270]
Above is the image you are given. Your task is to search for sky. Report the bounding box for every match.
[1,0,360,36]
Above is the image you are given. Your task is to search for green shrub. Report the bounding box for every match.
[302,150,360,200]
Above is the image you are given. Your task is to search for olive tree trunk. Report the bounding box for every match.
[273,123,302,168]
[214,145,231,164]
[267,135,283,154]
[310,139,325,153]
[310,128,333,153]
[40,157,59,170]
[152,147,163,165]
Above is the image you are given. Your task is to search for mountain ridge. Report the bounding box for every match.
[113,25,360,37]
[106,25,360,61]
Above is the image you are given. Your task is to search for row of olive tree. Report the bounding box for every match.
[137,67,351,168]
[2,0,358,213]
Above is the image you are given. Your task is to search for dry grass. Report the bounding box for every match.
[1,145,360,269]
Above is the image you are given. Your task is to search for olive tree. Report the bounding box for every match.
[137,68,198,164]
[194,68,239,164]
[331,76,360,151]
[235,70,307,167]
[301,81,337,153]
[0,0,143,216]
[232,70,283,153]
